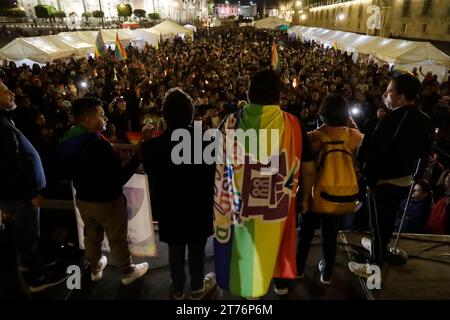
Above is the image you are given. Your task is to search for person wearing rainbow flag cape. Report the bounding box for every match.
[213,69,315,298]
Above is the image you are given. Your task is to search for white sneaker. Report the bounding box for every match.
[348,261,373,279]
[121,262,149,286]
[91,256,108,282]
[361,237,372,255]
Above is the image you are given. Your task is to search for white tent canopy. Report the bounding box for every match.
[289,25,450,81]
[254,16,289,29]
[54,33,95,56]
[0,28,163,63]
[357,38,450,66]
[101,29,133,44]
[0,36,76,63]
[146,20,194,40]
[130,29,159,48]
[184,24,197,32]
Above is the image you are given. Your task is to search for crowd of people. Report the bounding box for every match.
[0,26,449,299]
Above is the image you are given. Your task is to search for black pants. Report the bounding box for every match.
[370,184,409,267]
[168,239,207,292]
[297,213,342,277]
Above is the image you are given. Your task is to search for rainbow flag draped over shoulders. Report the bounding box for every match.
[115,32,127,61]
[214,104,302,298]
[95,30,106,57]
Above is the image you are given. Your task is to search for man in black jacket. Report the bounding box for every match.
[142,88,217,300]
[60,97,148,286]
[0,80,66,293]
[349,73,433,280]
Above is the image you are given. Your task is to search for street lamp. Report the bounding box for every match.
[338,13,346,21]
[295,1,302,7]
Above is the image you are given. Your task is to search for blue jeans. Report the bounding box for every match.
[0,200,43,279]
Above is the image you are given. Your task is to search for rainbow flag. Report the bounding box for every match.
[95,30,106,57]
[271,41,279,71]
[115,32,127,62]
[214,104,302,298]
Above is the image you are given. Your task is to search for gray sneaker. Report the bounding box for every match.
[191,272,217,300]
[121,263,149,286]
[348,261,372,279]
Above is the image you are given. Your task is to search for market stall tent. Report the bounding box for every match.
[146,20,194,40]
[0,36,75,63]
[54,33,95,56]
[122,21,140,29]
[130,29,159,48]
[254,16,290,29]
[288,25,450,81]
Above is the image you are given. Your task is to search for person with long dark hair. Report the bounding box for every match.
[298,94,363,284]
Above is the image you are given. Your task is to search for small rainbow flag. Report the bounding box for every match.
[115,32,127,62]
[95,30,106,57]
[271,41,279,71]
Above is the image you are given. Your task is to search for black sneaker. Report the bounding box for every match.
[318,260,332,285]
[273,279,289,296]
[170,287,185,300]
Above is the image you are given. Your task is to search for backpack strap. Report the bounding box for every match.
[317,128,354,171]
[320,127,350,148]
